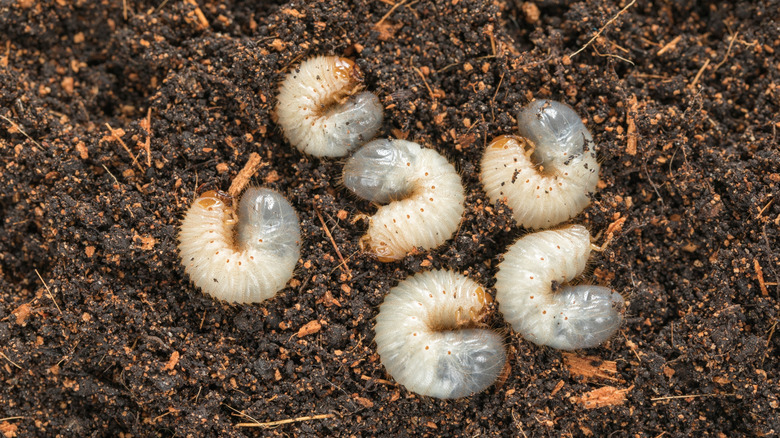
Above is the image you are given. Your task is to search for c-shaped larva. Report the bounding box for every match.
[375,270,507,399]
[276,56,384,157]
[495,225,624,350]
[481,99,600,229]
[343,139,465,261]
[178,188,301,304]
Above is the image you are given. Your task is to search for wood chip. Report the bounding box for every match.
[521,2,540,24]
[140,108,152,167]
[75,141,88,159]
[228,152,265,198]
[281,8,305,18]
[626,95,638,155]
[0,421,18,437]
[353,395,374,408]
[133,234,157,250]
[270,39,286,51]
[550,380,565,397]
[573,385,631,409]
[297,320,322,338]
[164,351,180,371]
[754,259,769,296]
[563,352,620,381]
[12,303,32,326]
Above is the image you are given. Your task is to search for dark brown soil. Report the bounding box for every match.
[1,0,778,436]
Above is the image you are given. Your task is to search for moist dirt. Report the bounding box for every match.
[0,0,778,436]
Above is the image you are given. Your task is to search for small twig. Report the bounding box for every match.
[413,66,436,102]
[656,35,682,56]
[0,417,25,422]
[436,61,461,74]
[152,409,176,423]
[626,94,638,155]
[191,386,202,403]
[228,152,266,198]
[475,54,498,61]
[327,251,358,277]
[487,25,496,57]
[102,164,120,185]
[621,333,642,363]
[141,108,153,167]
[762,320,777,367]
[757,197,774,218]
[223,404,262,426]
[150,0,174,14]
[35,269,62,315]
[591,215,626,252]
[315,209,352,280]
[631,73,672,81]
[650,393,735,402]
[199,309,207,330]
[643,159,665,207]
[570,0,637,58]
[754,259,769,296]
[360,374,396,386]
[278,52,306,74]
[491,72,505,104]
[0,114,42,148]
[714,31,739,71]
[689,59,710,88]
[105,123,145,172]
[593,46,635,65]
[375,0,407,27]
[0,352,21,369]
[236,413,335,428]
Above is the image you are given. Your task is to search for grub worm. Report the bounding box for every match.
[495,224,624,350]
[276,55,383,157]
[375,270,507,399]
[343,139,465,261]
[481,100,599,229]
[178,188,301,304]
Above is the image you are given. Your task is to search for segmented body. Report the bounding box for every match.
[276,56,383,157]
[343,139,465,261]
[495,225,624,350]
[375,270,506,399]
[178,188,301,304]
[481,100,599,229]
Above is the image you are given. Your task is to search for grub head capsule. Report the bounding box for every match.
[517,99,595,167]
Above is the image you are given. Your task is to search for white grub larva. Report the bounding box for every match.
[276,56,383,157]
[178,188,301,304]
[495,225,624,350]
[481,99,600,229]
[343,139,465,262]
[375,270,506,399]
